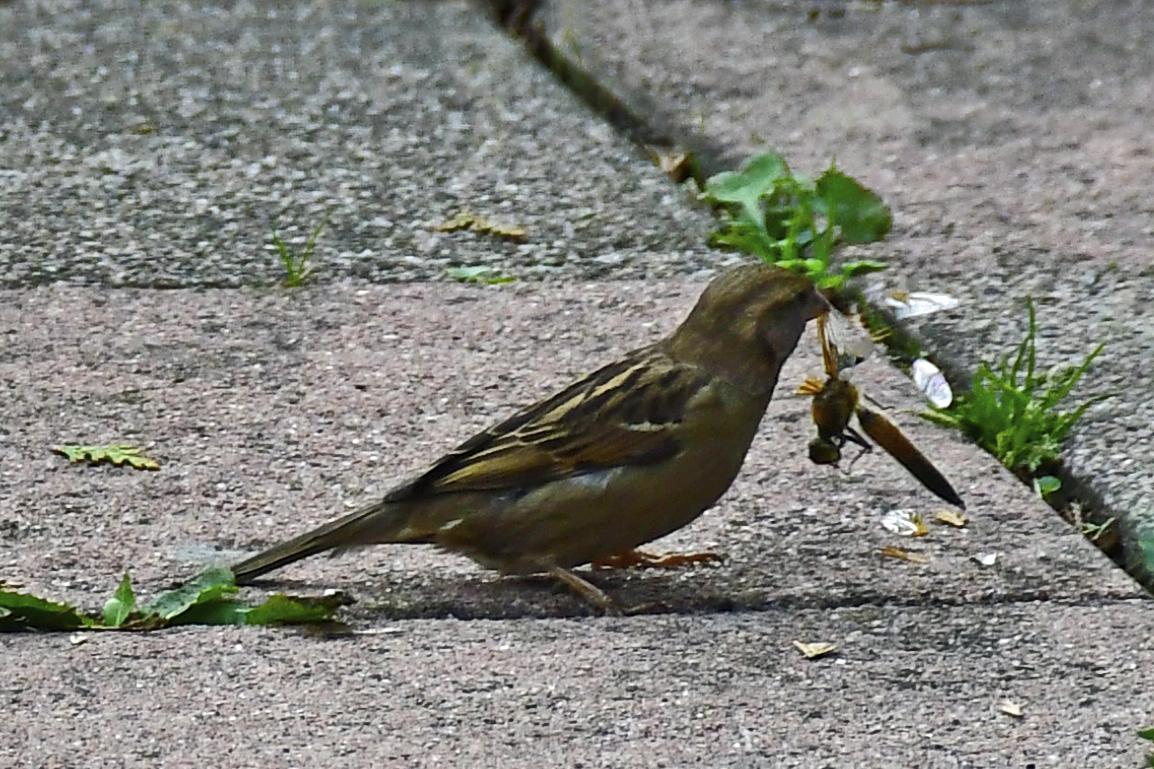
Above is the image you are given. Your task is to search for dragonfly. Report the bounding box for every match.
[797,309,965,509]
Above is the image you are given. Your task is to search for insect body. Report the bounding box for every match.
[799,311,965,508]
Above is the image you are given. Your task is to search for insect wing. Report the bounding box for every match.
[821,309,875,376]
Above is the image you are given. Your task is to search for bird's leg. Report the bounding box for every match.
[592,549,723,570]
[547,565,621,615]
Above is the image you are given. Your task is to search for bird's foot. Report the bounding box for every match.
[592,549,723,570]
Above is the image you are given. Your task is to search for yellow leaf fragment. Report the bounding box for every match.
[1000,699,1024,718]
[483,222,527,242]
[434,210,527,242]
[880,546,930,564]
[434,210,477,232]
[934,509,968,527]
[793,640,837,659]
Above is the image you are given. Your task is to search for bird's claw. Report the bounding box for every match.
[592,549,723,570]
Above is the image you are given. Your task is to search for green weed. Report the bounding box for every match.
[271,216,327,287]
[923,298,1108,492]
[446,265,516,285]
[700,151,891,289]
[1,568,346,631]
[1139,531,1154,591]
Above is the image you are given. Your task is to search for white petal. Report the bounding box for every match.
[885,291,960,320]
[912,359,953,408]
[881,509,924,537]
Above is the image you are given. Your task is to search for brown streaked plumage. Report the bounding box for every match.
[231,263,828,610]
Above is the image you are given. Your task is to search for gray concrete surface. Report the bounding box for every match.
[2,0,1152,767]
[0,0,721,285]
[6,604,1152,768]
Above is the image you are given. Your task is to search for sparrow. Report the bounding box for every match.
[232,263,829,611]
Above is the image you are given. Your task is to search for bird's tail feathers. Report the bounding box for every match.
[231,502,387,585]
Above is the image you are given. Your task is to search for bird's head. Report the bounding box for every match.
[667,263,829,396]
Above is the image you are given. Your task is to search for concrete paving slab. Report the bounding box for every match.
[3,282,1149,769]
[4,602,1152,768]
[529,0,1154,582]
[2,282,1142,618]
[0,0,721,287]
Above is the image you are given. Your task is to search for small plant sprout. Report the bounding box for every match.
[1079,517,1115,543]
[271,215,328,287]
[700,151,891,290]
[1139,727,1154,768]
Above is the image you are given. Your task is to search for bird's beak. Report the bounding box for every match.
[808,291,832,322]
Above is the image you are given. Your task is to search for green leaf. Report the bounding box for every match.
[1141,726,1154,768]
[445,266,515,285]
[814,167,892,244]
[54,444,160,470]
[0,591,94,631]
[1138,534,1154,583]
[164,592,347,627]
[840,260,889,278]
[1033,475,1061,497]
[702,153,791,246]
[167,599,250,626]
[244,593,346,625]
[103,572,136,627]
[140,567,237,622]
[1,568,347,632]
[769,258,806,269]
[702,152,789,211]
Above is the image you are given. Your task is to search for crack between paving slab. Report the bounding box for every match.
[476,0,735,182]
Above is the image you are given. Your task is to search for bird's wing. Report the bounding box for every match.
[386,347,714,498]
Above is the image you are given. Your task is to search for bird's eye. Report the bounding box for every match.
[792,286,817,307]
